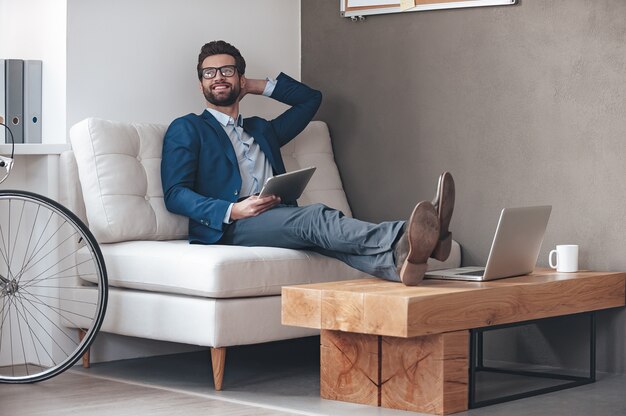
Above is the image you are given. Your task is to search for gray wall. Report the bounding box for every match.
[302,0,626,373]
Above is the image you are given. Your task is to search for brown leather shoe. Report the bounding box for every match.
[397,201,439,286]
[431,172,455,261]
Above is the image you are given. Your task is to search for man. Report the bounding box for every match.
[161,40,455,286]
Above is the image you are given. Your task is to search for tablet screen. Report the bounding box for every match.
[258,166,316,201]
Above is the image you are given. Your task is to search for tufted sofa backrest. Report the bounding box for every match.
[64,117,352,244]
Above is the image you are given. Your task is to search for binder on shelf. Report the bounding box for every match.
[3,59,24,143]
[24,60,42,143]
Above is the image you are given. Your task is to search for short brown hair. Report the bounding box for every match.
[197,40,246,80]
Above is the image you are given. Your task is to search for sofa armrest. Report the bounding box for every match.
[60,150,89,227]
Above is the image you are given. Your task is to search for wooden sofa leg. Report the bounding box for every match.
[78,329,91,368]
[210,347,226,390]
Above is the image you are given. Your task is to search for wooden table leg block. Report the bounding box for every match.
[381,330,469,415]
[320,329,380,406]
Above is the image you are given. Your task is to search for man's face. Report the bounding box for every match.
[200,54,243,107]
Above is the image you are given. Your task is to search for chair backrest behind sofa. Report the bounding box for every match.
[60,118,352,244]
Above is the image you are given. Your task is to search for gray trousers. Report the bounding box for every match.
[219,203,405,281]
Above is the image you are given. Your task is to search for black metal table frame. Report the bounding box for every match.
[468,311,596,408]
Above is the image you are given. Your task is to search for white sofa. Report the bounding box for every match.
[60,117,461,390]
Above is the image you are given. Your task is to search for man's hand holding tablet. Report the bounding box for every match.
[229,167,316,221]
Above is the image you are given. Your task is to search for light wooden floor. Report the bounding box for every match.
[0,371,297,416]
[6,338,626,416]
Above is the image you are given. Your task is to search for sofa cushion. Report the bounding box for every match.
[281,121,352,217]
[78,240,462,298]
[69,119,188,243]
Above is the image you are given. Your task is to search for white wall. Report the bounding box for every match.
[0,0,67,143]
[67,0,301,130]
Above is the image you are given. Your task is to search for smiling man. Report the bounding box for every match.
[161,40,455,285]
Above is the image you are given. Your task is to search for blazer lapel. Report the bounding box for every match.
[200,110,238,168]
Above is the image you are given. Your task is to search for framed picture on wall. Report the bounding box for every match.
[341,0,517,18]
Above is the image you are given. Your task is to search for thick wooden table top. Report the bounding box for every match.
[282,269,626,338]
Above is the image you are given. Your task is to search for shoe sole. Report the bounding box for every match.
[400,201,439,286]
[432,172,455,262]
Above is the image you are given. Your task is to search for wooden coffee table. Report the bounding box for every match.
[281,269,626,415]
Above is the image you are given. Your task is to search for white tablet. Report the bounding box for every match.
[258,166,316,201]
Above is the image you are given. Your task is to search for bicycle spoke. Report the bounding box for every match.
[12,292,77,356]
[0,303,5,363]
[8,294,59,366]
[18,203,41,280]
[18,287,97,327]
[12,294,30,375]
[8,200,26,274]
[0,224,16,281]
[17,227,78,285]
[7,200,11,282]
[0,245,12,279]
[16,291,97,307]
[20,271,97,289]
[0,294,10,363]
[0,214,8,267]
[19,250,92,290]
[18,210,54,277]
[8,298,14,376]
[14,294,44,373]
[0,297,8,330]
[21,285,101,291]
[0,294,11,340]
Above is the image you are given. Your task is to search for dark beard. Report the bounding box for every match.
[203,84,240,107]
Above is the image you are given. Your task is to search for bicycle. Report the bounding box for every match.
[0,120,107,383]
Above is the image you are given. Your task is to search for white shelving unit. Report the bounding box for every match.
[0,143,69,156]
[0,143,70,200]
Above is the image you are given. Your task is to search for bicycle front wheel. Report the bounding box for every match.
[0,190,107,383]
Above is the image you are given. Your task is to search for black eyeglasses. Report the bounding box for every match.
[201,65,237,79]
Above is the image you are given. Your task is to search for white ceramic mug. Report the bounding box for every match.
[549,245,579,273]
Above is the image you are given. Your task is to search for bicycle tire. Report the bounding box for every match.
[0,189,107,383]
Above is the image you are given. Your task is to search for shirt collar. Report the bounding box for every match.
[207,108,243,128]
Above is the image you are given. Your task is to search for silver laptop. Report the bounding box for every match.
[425,205,552,281]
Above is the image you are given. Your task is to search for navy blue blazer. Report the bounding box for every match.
[161,73,322,244]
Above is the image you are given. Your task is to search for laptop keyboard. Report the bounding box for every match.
[457,270,485,277]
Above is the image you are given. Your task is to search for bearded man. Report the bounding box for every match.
[161,40,455,285]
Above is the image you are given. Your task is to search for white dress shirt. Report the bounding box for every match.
[206,78,277,223]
